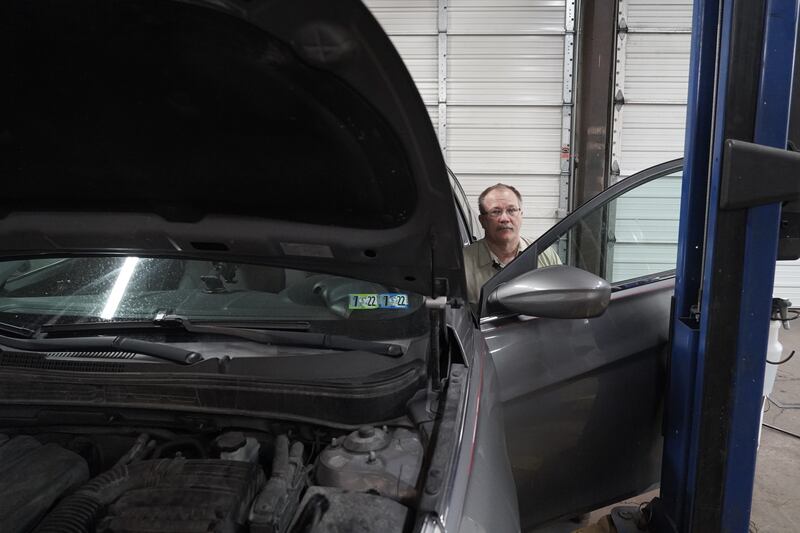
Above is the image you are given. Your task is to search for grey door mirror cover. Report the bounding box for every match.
[487,265,611,319]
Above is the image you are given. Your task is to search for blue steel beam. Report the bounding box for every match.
[659,0,798,531]
[720,1,798,530]
[659,0,720,529]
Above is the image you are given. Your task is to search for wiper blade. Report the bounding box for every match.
[41,319,311,334]
[151,315,405,357]
[37,316,405,357]
[0,334,203,365]
[0,321,37,339]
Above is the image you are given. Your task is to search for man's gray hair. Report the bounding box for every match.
[477,183,523,214]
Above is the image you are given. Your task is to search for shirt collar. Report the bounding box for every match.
[479,236,530,269]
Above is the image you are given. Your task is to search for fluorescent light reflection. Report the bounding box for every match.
[101,257,140,320]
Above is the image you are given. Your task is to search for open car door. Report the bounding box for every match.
[478,159,683,528]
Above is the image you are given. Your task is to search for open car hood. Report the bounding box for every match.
[0,0,465,299]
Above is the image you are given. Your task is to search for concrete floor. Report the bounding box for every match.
[752,320,800,532]
[534,318,800,533]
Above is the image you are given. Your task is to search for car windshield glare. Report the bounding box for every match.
[0,257,424,330]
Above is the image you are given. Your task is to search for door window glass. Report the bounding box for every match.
[542,170,683,284]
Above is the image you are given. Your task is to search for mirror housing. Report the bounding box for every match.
[487,265,611,318]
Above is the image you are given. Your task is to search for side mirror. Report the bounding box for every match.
[486,265,611,319]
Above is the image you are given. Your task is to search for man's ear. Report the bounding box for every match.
[478,214,489,231]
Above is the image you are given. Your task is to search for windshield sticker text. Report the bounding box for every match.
[349,293,409,310]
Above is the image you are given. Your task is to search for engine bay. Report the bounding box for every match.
[0,421,426,533]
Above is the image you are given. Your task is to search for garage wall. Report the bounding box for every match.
[364,0,575,241]
[610,0,800,299]
[365,0,800,301]
[607,0,691,281]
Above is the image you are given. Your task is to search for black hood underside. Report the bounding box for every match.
[0,0,466,298]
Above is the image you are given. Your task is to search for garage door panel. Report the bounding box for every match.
[625,34,691,103]
[616,197,681,219]
[774,261,800,301]
[613,243,679,263]
[448,150,561,175]
[449,0,566,34]
[615,219,680,243]
[448,36,564,105]
[621,175,683,198]
[456,175,561,198]
[362,0,438,34]
[447,106,561,151]
[448,105,562,127]
[617,105,687,175]
[367,1,570,242]
[625,0,694,30]
[524,217,561,239]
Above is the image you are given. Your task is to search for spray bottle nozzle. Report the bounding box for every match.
[772,298,792,330]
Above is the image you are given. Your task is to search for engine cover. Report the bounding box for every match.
[97,460,265,533]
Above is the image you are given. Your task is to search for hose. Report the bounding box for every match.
[34,459,184,533]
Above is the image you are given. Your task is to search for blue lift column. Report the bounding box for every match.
[656,0,799,532]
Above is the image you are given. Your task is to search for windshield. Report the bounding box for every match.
[0,257,425,335]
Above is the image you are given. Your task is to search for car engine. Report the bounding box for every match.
[0,424,424,533]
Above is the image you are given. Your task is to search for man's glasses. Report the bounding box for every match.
[482,207,522,219]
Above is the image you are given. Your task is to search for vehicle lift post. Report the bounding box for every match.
[652,0,800,532]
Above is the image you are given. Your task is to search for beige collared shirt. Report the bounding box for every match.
[463,237,561,309]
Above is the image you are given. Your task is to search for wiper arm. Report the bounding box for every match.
[151,315,405,357]
[0,321,37,339]
[0,334,203,365]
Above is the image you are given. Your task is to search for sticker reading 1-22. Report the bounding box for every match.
[349,293,409,310]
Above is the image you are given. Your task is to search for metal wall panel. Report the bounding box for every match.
[609,169,682,282]
[447,36,565,105]
[447,106,561,173]
[625,0,694,29]
[774,263,800,302]
[616,0,800,300]
[625,34,691,103]
[362,0,438,34]
[366,0,573,241]
[449,0,566,34]
[617,105,686,176]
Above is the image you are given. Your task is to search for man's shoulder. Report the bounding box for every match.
[463,238,488,262]
[464,237,486,252]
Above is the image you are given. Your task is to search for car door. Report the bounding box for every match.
[478,159,683,529]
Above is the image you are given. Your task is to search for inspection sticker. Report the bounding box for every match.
[349,293,409,310]
[349,294,380,310]
[379,293,409,309]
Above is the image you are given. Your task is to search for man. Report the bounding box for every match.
[463,183,561,309]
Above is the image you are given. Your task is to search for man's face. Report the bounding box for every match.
[479,188,523,246]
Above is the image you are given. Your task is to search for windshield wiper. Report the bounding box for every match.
[152,315,405,357]
[0,334,203,365]
[40,315,405,357]
[0,321,37,339]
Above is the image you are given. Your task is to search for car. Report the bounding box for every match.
[0,1,683,532]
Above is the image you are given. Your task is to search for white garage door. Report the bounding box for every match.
[610,0,800,300]
[364,0,576,241]
[365,0,800,301]
[607,0,691,282]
